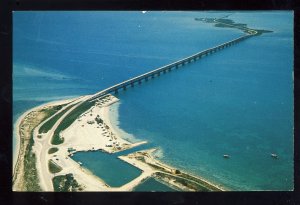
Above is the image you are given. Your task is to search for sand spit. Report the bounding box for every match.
[13,96,81,191]
[119,149,225,191]
[14,93,224,192]
[27,94,148,191]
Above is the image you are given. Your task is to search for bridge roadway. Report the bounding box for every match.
[89,33,255,101]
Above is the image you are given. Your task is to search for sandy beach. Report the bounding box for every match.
[13,97,81,173]
[13,96,86,191]
[119,149,225,191]
[14,93,223,192]
[13,94,148,191]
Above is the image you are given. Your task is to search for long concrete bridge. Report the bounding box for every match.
[89,32,256,101]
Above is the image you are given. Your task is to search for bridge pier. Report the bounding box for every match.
[89,35,253,101]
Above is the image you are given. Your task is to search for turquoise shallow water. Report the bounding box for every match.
[13,11,293,190]
[133,178,178,192]
[116,30,293,190]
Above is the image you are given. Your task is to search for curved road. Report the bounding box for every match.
[34,96,90,191]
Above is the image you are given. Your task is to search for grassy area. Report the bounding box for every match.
[132,151,222,191]
[155,169,222,191]
[134,154,220,191]
[195,17,272,36]
[23,131,42,191]
[48,159,63,174]
[176,172,221,191]
[41,104,63,116]
[22,112,55,191]
[17,105,70,191]
[39,103,78,134]
[23,151,42,191]
[155,172,211,191]
[53,174,83,192]
[48,147,59,154]
[51,100,95,145]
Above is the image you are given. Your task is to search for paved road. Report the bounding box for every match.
[34,96,90,191]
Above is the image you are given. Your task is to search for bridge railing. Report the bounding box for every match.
[89,33,254,100]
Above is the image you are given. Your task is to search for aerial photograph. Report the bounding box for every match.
[12,11,293,192]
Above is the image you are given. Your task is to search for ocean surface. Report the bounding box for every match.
[13,11,293,191]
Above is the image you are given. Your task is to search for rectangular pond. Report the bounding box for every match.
[71,151,142,187]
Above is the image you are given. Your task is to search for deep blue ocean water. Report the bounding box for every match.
[13,11,293,190]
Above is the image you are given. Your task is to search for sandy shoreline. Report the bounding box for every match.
[14,93,224,192]
[13,97,80,174]
[119,148,225,191]
[106,102,140,144]
[19,94,148,191]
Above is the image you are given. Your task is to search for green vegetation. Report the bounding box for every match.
[149,164,219,191]
[154,172,213,191]
[53,174,83,192]
[134,152,222,191]
[51,100,95,145]
[48,147,59,154]
[39,103,78,134]
[23,151,42,191]
[41,104,63,116]
[22,112,55,191]
[195,17,272,36]
[23,131,42,191]
[48,159,63,174]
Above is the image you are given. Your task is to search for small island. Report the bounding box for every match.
[195,17,272,35]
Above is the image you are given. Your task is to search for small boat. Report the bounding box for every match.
[271,153,278,159]
[223,154,230,159]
